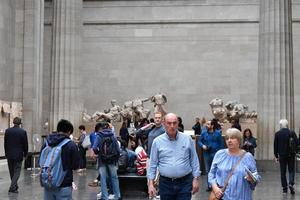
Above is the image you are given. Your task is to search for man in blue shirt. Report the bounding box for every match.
[136,112,165,157]
[88,125,100,187]
[148,113,200,200]
[198,119,223,191]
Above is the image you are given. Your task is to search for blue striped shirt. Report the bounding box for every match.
[147,132,200,180]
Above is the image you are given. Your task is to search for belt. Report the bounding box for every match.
[160,173,192,182]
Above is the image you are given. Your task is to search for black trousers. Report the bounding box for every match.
[79,146,87,169]
[279,155,295,190]
[7,159,22,191]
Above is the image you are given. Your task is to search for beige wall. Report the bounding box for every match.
[0,0,299,162]
[74,0,259,129]
[0,0,14,101]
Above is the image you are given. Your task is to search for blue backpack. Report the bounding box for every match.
[39,138,71,189]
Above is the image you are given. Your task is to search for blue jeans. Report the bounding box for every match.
[44,187,72,200]
[203,153,214,188]
[159,173,193,200]
[99,164,121,200]
[127,150,137,168]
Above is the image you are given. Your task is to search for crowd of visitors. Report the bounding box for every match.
[4,114,300,200]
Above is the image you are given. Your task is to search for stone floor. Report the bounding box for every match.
[0,161,299,200]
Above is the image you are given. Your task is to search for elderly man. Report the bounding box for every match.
[4,117,28,193]
[274,119,299,195]
[148,113,200,200]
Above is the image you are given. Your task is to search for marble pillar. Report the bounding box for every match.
[50,0,82,131]
[257,0,294,160]
[22,0,44,150]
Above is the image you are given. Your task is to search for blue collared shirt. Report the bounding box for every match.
[198,128,224,156]
[208,149,261,200]
[147,131,200,180]
[136,125,165,156]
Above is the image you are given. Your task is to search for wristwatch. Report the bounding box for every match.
[193,176,200,180]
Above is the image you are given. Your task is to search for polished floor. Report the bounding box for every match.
[0,161,299,200]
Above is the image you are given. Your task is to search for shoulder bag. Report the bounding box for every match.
[82,134,91,149]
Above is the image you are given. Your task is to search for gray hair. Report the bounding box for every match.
[225,128,243,145]
[279,119,288,128]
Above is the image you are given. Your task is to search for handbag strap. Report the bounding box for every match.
[222,150,246,192]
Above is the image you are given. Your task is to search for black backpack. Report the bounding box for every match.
[288,130,298,155]
[99,135,120,164]
[117,147,128,173]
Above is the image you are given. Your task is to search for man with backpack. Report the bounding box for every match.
[92,121,122,200]
[274,119,299,195]
[39,119,80,200]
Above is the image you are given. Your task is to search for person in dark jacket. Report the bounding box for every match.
[4,117,28,193]
[119,121,129,147]
[77,125,87,172]
[41,119,80,200]
[242,128,257,156]
[177,116,184,132]
[231,119,241,131]
[274,119,299,195]
[192,117,201,135]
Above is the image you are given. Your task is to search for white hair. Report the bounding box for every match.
[225,128,243,145]
[279,119,288,128]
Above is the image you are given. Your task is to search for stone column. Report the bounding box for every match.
[22,0,44,150]
[50,0,82,131]
[257,0,294,160]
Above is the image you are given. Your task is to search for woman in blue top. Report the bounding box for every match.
[198,119,224,191]
[208,128,261,200]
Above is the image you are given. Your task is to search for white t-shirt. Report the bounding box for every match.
[135,145,144,155]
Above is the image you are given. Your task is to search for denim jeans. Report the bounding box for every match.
[44,187,72,200]
[279,155,295,190]
[96,173,114,195]
[203,152,214,188]
[99,164,121,200]
[127,150,137,168]
[159,173,193,200]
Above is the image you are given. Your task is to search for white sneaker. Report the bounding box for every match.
[96,192,102,200]
[108,194,115,199]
